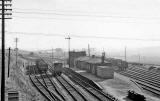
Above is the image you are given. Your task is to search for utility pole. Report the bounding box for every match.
[52,48,54,66]
[88,44,90,57]
[1,0,12,101]
[138,54,141,66]
[65,35,71,68]
[8,47,11,78]
[15,37,18,67]
[125,46,127,62]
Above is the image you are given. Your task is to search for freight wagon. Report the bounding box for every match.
[51,63,63,76]
[26,59,48,75]
[35,59,48,73]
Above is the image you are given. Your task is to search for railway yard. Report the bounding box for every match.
[28,58,119,101]
[2,0,160,101]
[3,51,160,101]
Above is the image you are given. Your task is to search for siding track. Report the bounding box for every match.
[119,67,160,96]
[64,68,119,101]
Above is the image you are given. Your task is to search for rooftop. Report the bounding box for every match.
[75,56,110,64]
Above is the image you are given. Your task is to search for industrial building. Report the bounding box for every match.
[69,51,86,68]
[75,53,114,79]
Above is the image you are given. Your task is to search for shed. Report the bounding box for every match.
[96,66,114,79]
[75,56,90,69]
[85,57,111,74]
[75,56,112,76]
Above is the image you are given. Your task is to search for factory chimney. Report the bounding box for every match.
[101,52,105,63]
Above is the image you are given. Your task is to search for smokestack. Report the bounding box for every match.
[101,52,105,63]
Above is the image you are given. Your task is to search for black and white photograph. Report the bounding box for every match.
[1,0,160,101]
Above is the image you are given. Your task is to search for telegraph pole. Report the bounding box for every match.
[15,38,18,67]
[138,54,141,66]
[125,46,127,62]
[65,35,71,68]
[1,0,12,101]
[88,44,90,57]
[52,48,54,66]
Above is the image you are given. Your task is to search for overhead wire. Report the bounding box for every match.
[13,11,160,19]
[13,8,90,13]
[12,15,160,24]
[11,8,160,24]
[12,15,76,21]
[6,31,65,37]
[12,8,160,20]
[7,8,160,42]
[13,7,110,13]
[6,31,160,41]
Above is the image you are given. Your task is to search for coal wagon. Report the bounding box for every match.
[35,59,48,74]
[52,63,63,76]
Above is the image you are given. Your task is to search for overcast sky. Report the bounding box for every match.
[4,0,160,51]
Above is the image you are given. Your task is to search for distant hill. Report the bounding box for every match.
[129,46,160,57]
[105,46,160,65]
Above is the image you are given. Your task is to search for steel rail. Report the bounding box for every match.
[129,67,160,77]
[29,75,53,101]
[40,58,90,101]
[34,66,63,101]
[39,57,118,101]
[36,58,68,101]
[38,58,67,101]
[44,72,67,101]
[56,76,88,101]
[29,65,62,101]
[119,71,160,96]
[119,71,160,87]
[128,67,160,81]
[126,69,160,83]
[64,68,119,101]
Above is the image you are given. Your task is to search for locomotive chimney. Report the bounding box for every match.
[101,52,105,63]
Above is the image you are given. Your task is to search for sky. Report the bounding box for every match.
[3,0,160,52]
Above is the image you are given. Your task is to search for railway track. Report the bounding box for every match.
[119,67,160,96]
[41,59,95,101]
[29,65,64,101]
[38,74,66,101]
[64,68,119,101]
[29,57,119,101]
[129,67,160,82]
[56,75,89,101]
[29,75,55,101]
[29,58,90,101]
[30,66,91,101]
